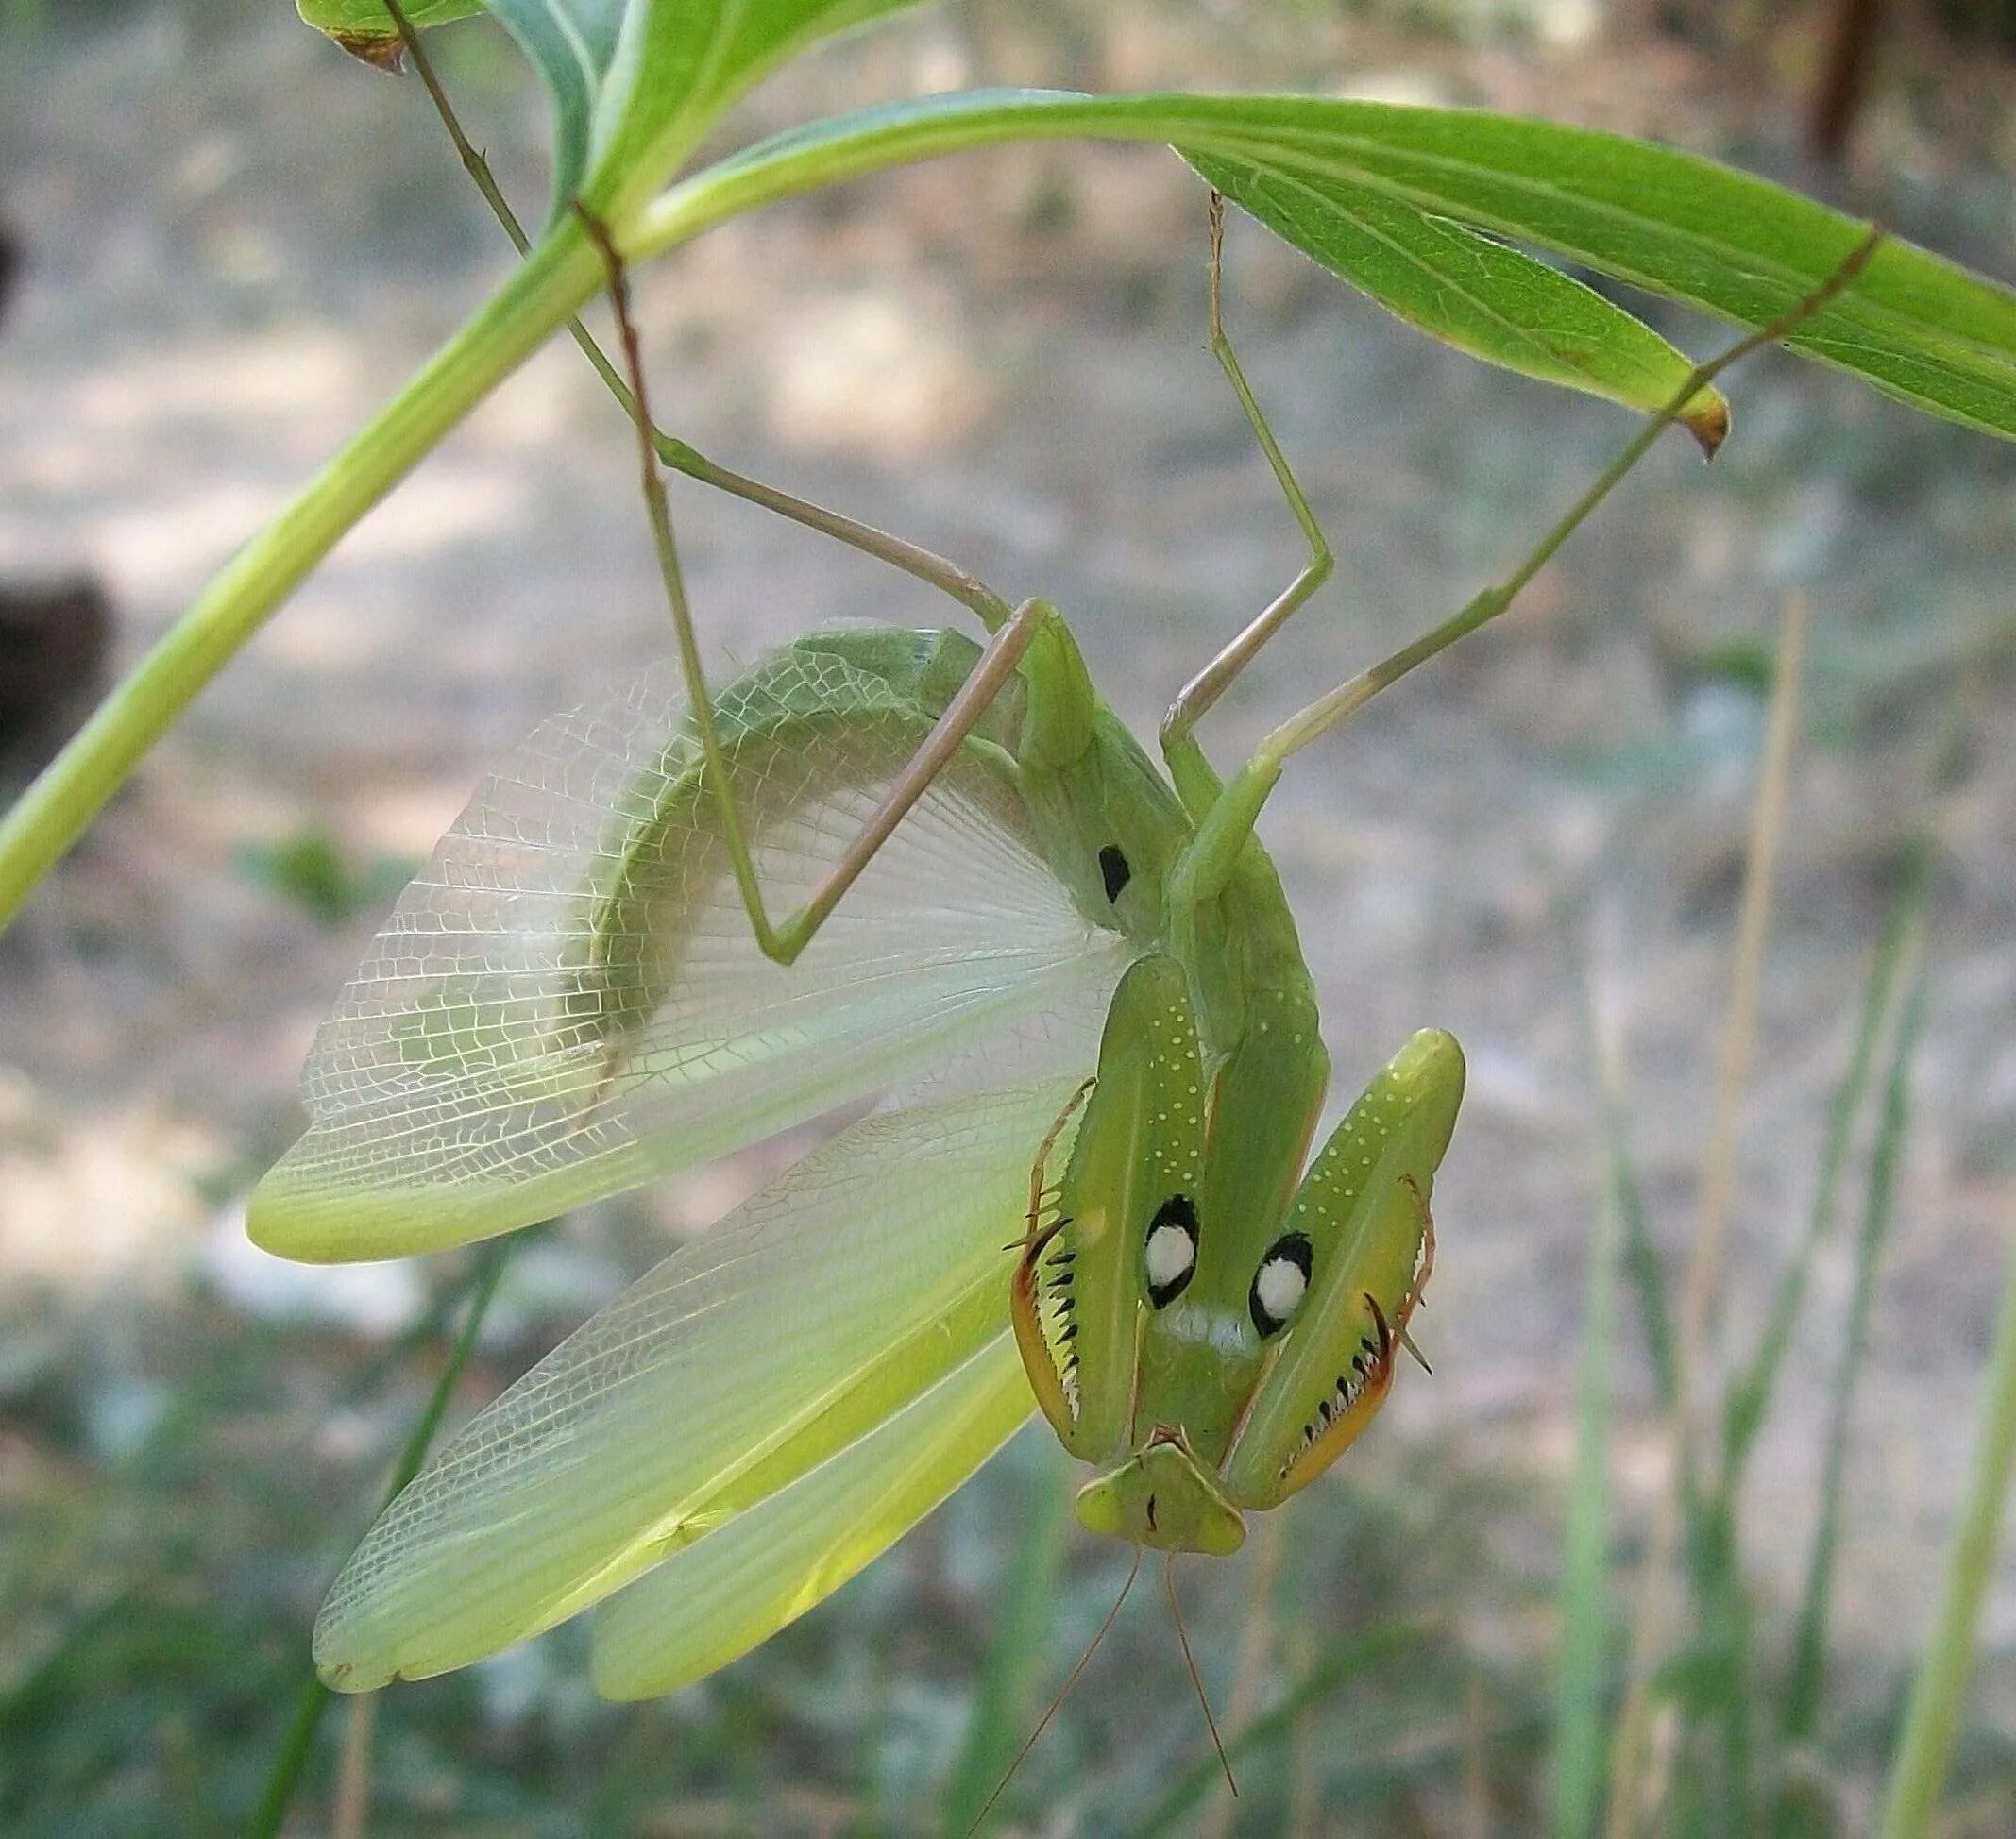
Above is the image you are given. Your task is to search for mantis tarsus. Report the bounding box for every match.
[250,8,1878,1717]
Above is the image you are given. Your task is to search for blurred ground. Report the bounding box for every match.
[1,0,2013,1831]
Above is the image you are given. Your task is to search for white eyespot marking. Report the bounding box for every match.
[1146,1222,1194,1290]
[1248,1230,1314,1337]
[1144,1195,1200,1308]
[1255,1256,1307,1323]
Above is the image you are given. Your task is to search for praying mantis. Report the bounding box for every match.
[245,26,1880,1705]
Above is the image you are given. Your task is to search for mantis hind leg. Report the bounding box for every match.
[388,1,1059,966]
[1173,225,1884,904]
[382,0,1014,633]
[578,208,1055,968]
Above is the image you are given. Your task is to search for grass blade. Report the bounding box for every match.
[1611,1110,1680,1424]
[1550,1039,1624,1839]
[938,1441,1073,1836]
[1774,954,1930,1808]
[1877,1248,2016,1839]
[1723,852,1929,1480]
[247,1240,512,1839]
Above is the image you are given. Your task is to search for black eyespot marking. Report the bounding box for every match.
[1144,1194,1199,1308]
[1248,1230,1314,1338]
[1098,844,1131,903]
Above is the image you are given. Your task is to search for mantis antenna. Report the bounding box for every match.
[1165,1553,1239,1798]
[966,1546,1145,1839]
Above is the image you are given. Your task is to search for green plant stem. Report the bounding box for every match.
[247,1242,512,1839]
[0,222,602,931]
[0,84,1961,930]
[1876,1245,2016,1839]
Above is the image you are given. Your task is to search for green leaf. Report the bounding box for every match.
[584,0,937,222]
[484,0,627,213]
[1194,153,1728,447]
[303,1,933,220]
[296,0,626,206]
[1877,1245,2016,1839]
[655,92,2016,442]
[296,0,483,68]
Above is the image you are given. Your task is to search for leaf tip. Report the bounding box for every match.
[328,29,407,73]
[1685,389,1731,460]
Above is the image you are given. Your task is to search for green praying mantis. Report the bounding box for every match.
[245,26,1880,1707]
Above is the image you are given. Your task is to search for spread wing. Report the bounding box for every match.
[250,639,1125,1260]
[313,1073,1088,1692]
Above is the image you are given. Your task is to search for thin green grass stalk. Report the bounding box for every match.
[1772,956,1929,1832]
[247,1240,512,1839]
[938,1443,1074,1836]
[1877,1247,2016,1839]
[1200,1513,1286,1839]
[1551,1002,1625,1839]
[1605,593,1808,1838]
[1612,1109,1681,1423]
[1723,852,1928,1480]
[1125,1619,1432,1838]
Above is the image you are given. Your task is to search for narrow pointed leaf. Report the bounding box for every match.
[313,1078,1070,1689]
[663,92,2016,440]
[297,0,483,69]
[1194,155,1727,447]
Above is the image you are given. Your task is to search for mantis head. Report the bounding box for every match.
[1011,953,1461,1555]
[1073,1426,1247,1556]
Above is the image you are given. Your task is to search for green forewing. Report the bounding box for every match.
[314,1077,1080,1690]
[589,1331,1029,1697]
[249,640,1126,1261]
